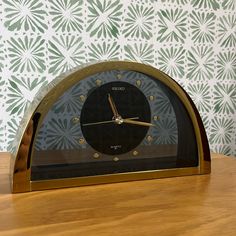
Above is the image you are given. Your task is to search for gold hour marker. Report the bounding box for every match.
[80,95,86,102]
[72,117,80,124]
[149,95,155,101]
[78,138,85,145]
[147,135,153,143]
[93,153,100,159]
[117,74,122,80]
[136,80,141,87]
[133,150,138,156]
[153,115,159,121]
[95,79,102,86]
[113,157,119,162]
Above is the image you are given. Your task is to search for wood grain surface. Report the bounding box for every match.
[0,152,236,236]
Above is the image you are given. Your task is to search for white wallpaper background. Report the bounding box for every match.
[0,0,235,156]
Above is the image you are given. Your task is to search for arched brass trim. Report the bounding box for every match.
[10,61,210,193]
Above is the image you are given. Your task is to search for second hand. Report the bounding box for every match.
[82,117,139,126]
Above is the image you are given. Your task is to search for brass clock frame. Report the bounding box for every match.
[10,61,210,193]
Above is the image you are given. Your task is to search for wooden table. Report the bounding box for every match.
[0,152,235,236]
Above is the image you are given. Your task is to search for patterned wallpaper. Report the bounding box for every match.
[0,0,235,156]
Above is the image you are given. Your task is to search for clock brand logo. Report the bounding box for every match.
[112,87,125,91]
[110,145,122,150]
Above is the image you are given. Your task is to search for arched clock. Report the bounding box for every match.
[10,61,210,193]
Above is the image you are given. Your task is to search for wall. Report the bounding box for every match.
[0,0,235,156]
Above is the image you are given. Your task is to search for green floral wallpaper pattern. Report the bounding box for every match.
[0,0,235,156]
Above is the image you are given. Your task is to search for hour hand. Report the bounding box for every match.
[123,118,155,127]
[108,93,119,117]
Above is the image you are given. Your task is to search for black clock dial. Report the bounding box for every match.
[80,81,151,155]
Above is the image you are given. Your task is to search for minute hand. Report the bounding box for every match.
[123,119,155,127]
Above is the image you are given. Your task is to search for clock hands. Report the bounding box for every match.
[83,94,122,127]
[82,94,155,127]
[107,94,155,127]
[82,117,139,126]
[82,117,154,127]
